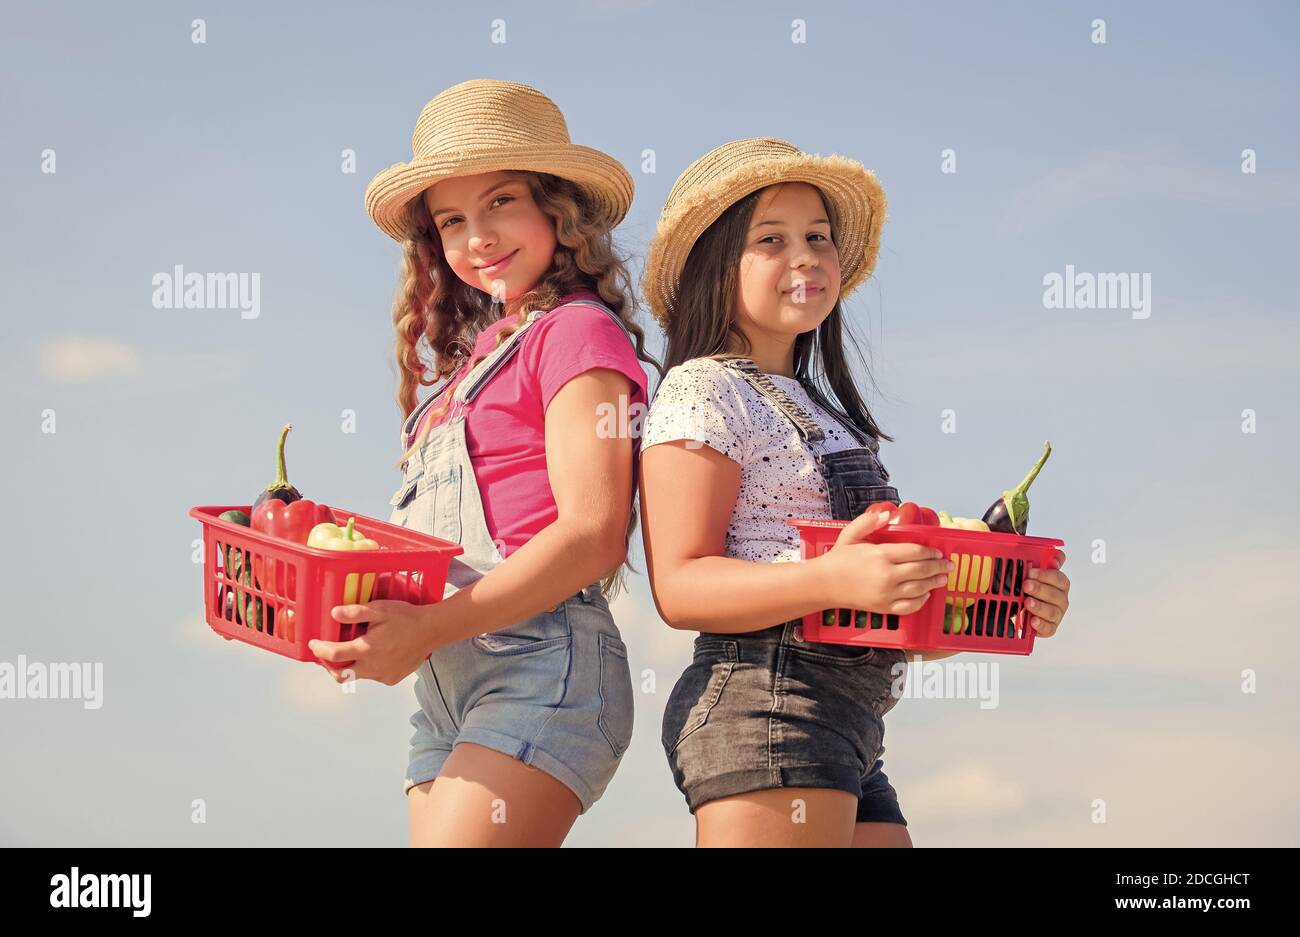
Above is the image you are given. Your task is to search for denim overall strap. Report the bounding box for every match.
[398,302,558,456]
[400,359,467,456]
[716,357,900,644]
[719,357,826,445]
[400,303,559,459]
[418,308,550,593]
[714,357,900,517]
[401,298,631,454]
[801,381,877,449]
[458,299,634,406]
[552,299,638,351]
[396,297,629,597]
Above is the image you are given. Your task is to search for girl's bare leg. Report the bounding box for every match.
[407,742,582,847]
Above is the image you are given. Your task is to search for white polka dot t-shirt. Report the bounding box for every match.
[641,356,866,564]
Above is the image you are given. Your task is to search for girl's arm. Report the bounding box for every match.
[419,368,636,650]
[640,439,953,635]
[639,439,835,633]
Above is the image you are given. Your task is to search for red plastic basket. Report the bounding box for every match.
[787,518,1065,656]
[189,504,463,662]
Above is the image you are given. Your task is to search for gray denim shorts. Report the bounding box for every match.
[662,620,907,825]
[404,583,634,814]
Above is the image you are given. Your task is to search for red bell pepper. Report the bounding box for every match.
[250,499,333,543]
[249,499,333,608]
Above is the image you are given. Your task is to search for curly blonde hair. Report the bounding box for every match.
[388,170,662,600]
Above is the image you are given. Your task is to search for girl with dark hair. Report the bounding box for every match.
[638,137,1071,847]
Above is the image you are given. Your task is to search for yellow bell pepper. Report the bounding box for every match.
[937,511,990,532]
[941,540,994,635]
[307,516,380,605]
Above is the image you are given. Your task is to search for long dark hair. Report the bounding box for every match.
[660,183,894,444]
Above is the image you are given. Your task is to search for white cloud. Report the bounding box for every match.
[40,335,143,383]
[35,336,247,386]
[891,708,1300,846]
[903,763,1028,821]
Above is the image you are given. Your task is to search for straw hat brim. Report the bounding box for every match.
[642,152,887,329]
[365,143,634,242]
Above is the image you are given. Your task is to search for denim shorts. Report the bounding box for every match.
[661,620,908,825]
[404,583,635,814]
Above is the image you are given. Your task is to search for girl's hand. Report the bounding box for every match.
[308,599,441,686]
[1020,550,1070,637]
[817,509,955,615]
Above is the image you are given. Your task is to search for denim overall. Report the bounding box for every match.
[391,299,636,813]
[660,357,909,825]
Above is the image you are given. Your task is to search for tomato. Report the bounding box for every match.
[864,501,939,526]
[865,501,939,526]
[865,501,898,522]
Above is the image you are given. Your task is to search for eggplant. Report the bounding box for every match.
[976,441,1052,636]
[981,440,1051,536]
[252,423,303,509]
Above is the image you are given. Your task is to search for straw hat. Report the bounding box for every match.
[365,79,634,242]
[642,137,887,328]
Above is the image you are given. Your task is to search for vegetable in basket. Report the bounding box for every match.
[240,562,274,634]
[230,550,274,634]
[217,553,275,633]
[244,427,334,638]
[308,516,380,605]
[219,584,239,624]
[866,501,939,527]
[980,441,1052,634]
[820,608,884,628]
[218,511,252,585]
[249,423,331,547]
[245,592,270,633]
[216,519,277,634]
[215,511,250,631]
[942,551,994,635]
[251,498,333,544]
[981,440,1051,537]
[253,423,309,509]
[816,503,938,630]
[936,511,990,531]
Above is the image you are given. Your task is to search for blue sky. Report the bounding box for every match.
[2,0,1297,846]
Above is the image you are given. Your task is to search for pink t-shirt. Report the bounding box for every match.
[415,290,649,558]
